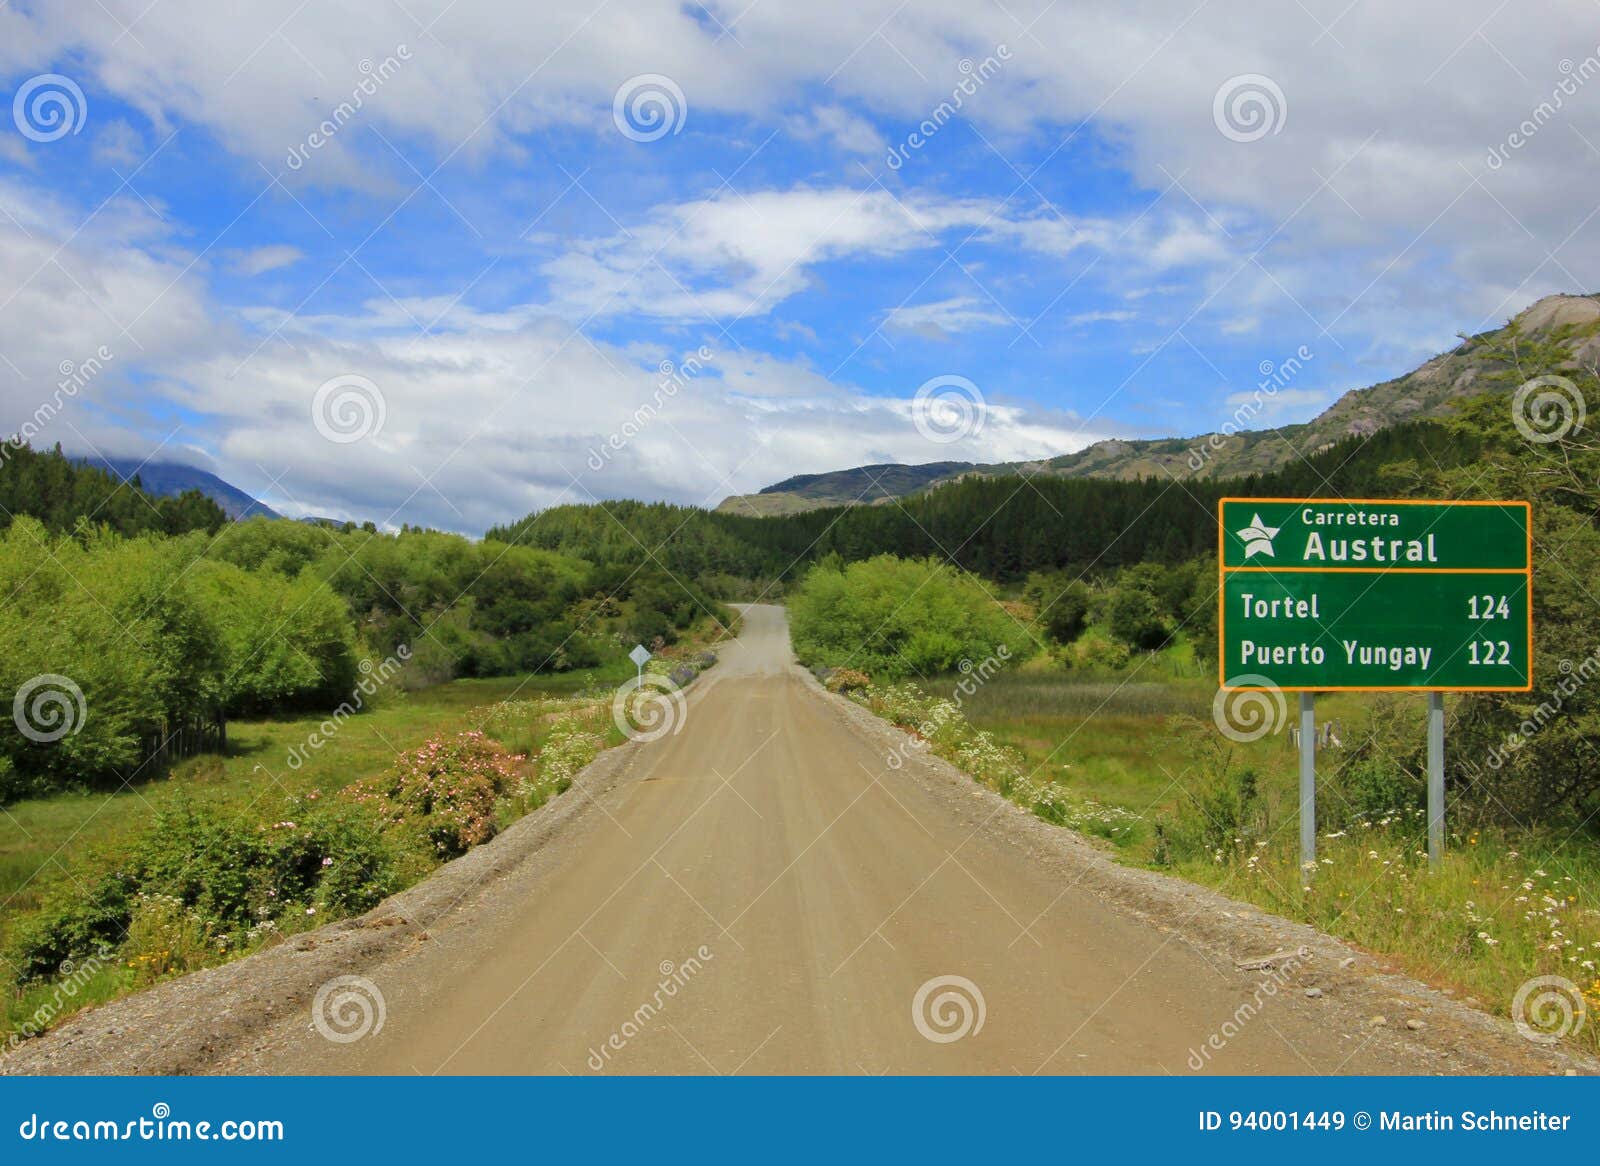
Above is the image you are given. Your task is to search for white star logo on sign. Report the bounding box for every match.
[1236,513,1281,559]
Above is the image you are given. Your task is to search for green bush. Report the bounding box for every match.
[4,798,398,983]
[788,555,1018,679]
[1030,574,1092,644]
[1106,582,1171,651]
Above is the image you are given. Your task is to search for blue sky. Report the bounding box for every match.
[1,1,1595,531]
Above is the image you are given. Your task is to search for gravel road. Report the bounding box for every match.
[4,605,1592,1075]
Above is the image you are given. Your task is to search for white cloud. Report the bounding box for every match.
[1066,309,1135,327]
[1221,385,1333,425]
[538,185,1163,323]
[92,119,145,167]
[787,104,886,156]
[229,245,305,276]
[882,295,1010,338]
[0,176,1097,530]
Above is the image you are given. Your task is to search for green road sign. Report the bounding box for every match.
[1218,497,1532,692]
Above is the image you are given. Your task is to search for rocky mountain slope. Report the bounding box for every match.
[717,293,1600,514]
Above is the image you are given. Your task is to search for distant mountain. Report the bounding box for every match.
[717,293,1600,514]
[77,458,280,521]
[717,460,976,515]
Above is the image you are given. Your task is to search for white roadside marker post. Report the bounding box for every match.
[629,643,652,687]
[1299,692,1316,874]
[1427,692,1445,869]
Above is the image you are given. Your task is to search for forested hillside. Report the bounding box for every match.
[0,444,227,536]
[0,449,728,803]
[495,417,1488,584]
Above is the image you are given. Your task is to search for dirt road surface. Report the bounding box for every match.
[6,605,1590,1076]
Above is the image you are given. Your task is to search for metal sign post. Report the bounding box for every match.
[1219,497,1533,877]
[1427,692,1445,868]
[629,643,652,685]
[1299,692,1316,872]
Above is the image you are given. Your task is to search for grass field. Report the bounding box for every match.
[0,655,646,1049]
[0,662,630,971]
[940,664,1600,1052]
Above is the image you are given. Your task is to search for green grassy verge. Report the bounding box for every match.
[871,665,1600,1055]
[1,623,730,1049]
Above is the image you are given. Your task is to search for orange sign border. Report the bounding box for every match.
[1217,497,1534,693]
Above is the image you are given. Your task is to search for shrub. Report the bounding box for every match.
[1106,582,1171,651]
[788,555,1017,679]
[123,893,215,986]
[528,715,601,801]
[824,668,871,695]
[5,798,399,984]
[1024,572,1092,644]
[344,732,524,858]
[4,869,135,983]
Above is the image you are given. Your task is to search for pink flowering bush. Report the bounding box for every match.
[344,732,525,858]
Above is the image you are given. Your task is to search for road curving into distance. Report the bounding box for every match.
[7,605,1590,1076]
